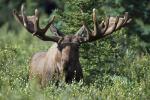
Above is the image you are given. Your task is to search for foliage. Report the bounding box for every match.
[0,0,150,99]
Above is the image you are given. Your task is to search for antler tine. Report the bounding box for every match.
[104,16,119,36]
[13,5,27,28]
[41,15,55,33]
[115,17,125,29]
[101,16,110,34]
[123,12,129,25]
[93,8,99,36]
[33,8,39,35]
[114,12,128,30]
[21,4,27,27]
[115,12,131,30]
[13,10,21,24]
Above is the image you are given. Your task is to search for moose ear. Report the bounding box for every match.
[75,23,91,43]
[75,25,87,36]
[50,24,65,37]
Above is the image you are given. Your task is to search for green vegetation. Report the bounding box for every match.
[0,0,150,99]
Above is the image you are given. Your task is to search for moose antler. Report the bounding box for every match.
[13,4,61,42]
[76,9,132,43]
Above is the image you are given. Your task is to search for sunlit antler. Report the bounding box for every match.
[76,8,132,43]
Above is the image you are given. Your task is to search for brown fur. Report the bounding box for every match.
[29,36,83,86]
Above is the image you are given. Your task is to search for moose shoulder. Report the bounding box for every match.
[13,5,132,86]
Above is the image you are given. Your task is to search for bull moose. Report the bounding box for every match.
[13,4,131,86]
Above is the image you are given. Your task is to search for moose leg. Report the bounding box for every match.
[41,73,48,87]
[65,68,75,83]
[75,63,83,82]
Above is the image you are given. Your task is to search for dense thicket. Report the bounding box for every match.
[0,0,150,99]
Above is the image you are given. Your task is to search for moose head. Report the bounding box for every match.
[13,4,131,86]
